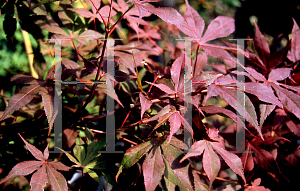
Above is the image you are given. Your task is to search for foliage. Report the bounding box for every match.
[1,0,300,190]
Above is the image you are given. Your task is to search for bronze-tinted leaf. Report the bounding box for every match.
[46,165,68,191]
[19,134,45,161]
[11,74,45,85]
[40,87,56,133]
[30,165,48,191]
[0,161,43,184]
[0,84,42,121]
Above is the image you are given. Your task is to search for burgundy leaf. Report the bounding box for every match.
[200,16,235,43]
[201,44,236,62]
[278,83,300,93]
[0,161,43,184]
[201,105,245,127]
[193,52,207,76]
[245,51,266,70]
[46,165,68,191]
[254,22,270,67]
[250,144,281,173]
[259,104,276,128]
[286,119,300,137]
[268,41,291,69]
[167,112,182,145]
[142,146,165,191]
[184,0,204,39]
[30,165,48,191]
[40,87,56,133]
[63,128,79,149]
[61,57,78,69]
[213,85,262,139]
[268,68,291,82]
[80,55,97,74]
[284,148,300,166]
[178,113,194,136]
[132,1,195,38]
[0,84,42,121]
[287,18,300,62]
[245,67,266,82]
[11,74,45,85]
[170,55,184,91]
[142,105,171,123]
[244,82,283,108]
[211,141,246,183]
[202,143,220,186]
[180,140,205,162]
[240,149,254,172]
[146,82,175,94]
[19,134,45,161]
[271,83,300,120]
[140,92,152,119]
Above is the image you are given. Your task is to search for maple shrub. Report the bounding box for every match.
[1,0,300,191]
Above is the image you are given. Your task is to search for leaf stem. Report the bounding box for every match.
[195,171,239,184]
[108,4,135,36]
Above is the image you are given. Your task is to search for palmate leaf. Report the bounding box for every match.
[206,81,262,139]
[180,129,246,185]
[142,145,165,191]
[130,0,195,38]
[0,84,42,121]
[243,82,283,108]
[0,134,70,191]
[183,0,236,61]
